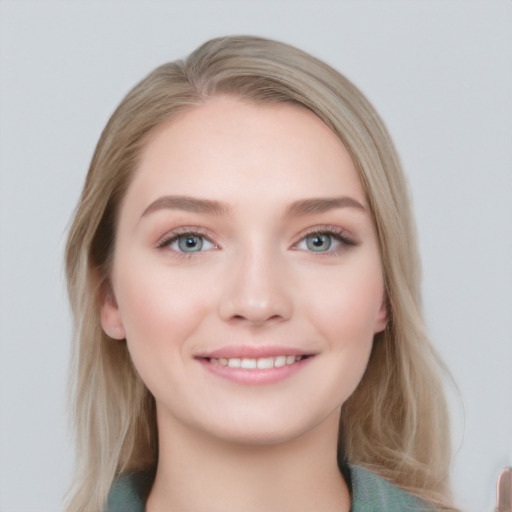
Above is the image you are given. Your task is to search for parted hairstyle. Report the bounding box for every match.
[65,36,456,512]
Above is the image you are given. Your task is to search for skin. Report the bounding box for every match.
[101,98,387,512]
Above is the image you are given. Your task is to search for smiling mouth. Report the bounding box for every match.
[196,351,314,384]
[201,354,310,370]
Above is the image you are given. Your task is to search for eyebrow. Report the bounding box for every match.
[140,194,366,219]
[284,196,367,217]
[141,195,231,218]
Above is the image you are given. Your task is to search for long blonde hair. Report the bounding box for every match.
[65,36,456,511]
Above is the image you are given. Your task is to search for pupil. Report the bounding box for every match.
[307,233,331,251]
[179,235,203,252]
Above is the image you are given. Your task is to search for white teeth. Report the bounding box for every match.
[241,358,257,369]
[274,356,286,367]
[227,358,241,368]
[257,357,274,369]
[210,355,304,370]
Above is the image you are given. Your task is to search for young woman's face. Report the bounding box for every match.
[102,98,387,445]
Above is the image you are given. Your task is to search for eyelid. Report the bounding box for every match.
[155,226,219,251]
[292,225,357,251]
[154,224,356,253]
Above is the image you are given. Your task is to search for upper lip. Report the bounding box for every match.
[195,345,315,359]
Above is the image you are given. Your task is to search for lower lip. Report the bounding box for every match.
[196,357,313,385]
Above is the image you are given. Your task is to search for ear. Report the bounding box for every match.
[99,281,126,340]
[373,298,388,334]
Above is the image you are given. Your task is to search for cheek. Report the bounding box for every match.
[303,263,385,345]
[112,262,214,361]
[301,270,382,403]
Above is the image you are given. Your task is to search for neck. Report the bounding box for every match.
[146,409,350,512]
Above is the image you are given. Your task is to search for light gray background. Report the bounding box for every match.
[1,1,511,511]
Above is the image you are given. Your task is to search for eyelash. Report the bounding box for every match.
[292,226,356,255]
[156,227,218,256]
[156,225,356,256]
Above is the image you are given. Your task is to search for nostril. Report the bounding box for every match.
[218,284,293,325]
[229,313,284,325]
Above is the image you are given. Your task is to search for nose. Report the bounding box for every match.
[217,245,293,326]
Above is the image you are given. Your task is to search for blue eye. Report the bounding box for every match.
[165,233,216,253]
[305,233,332,252]
[177,234,204,252]
[296,229,354,253]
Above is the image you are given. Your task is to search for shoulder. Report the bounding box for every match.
[348,465,436,512]
[104,465,436,512]
[104,470,153,512]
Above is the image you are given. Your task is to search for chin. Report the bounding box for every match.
[194,406,340,448]
[213,426,304,447]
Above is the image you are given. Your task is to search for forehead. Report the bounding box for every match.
[125,98,365,212]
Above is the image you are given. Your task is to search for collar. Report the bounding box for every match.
[105,464,434,512]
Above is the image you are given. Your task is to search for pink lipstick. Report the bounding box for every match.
[195,345,315,385]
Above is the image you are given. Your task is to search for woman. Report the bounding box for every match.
[65,36,457,511]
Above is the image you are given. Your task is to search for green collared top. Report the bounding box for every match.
[104,465,435,512]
